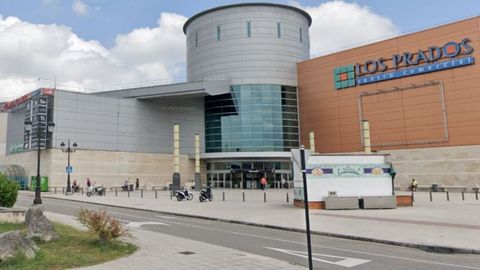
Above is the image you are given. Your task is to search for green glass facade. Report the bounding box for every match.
[205,84,299,152]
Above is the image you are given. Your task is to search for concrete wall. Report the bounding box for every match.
[185,4,310,86]
[52,90,204,154]
[0,149,206,189]
[0,113,7,156]
[381,144,480,188]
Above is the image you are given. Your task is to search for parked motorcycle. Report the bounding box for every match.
[86,185,105,197]
[199,185,213,202]
[176,187,193,201]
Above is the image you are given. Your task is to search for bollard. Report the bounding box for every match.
[462,191,465,201]
[81,188,84,196]
[446,191,449,201]
[476,191,479,200]
[141,189,143,198]
[54,187,57,194]
[429,191,432,202]
[62,187,65,194]
[242,192,245,203]
[264,192,266,203]
[170,190,173,200]
[115,188,118,197]
[286,193,289,203]
[155,189,158,199]
[411,191,414,202]
[104,189,107,196]
[128,189,130,198]
[222,191,225,201]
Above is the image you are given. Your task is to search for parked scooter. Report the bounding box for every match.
[199,185,213,202]
[86,185,105,197]
[176,187,193,201]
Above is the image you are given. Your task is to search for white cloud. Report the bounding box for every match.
[0,1,398,102]
[72,0,89,16]
[0,12,187,102]
[301,1,399,56]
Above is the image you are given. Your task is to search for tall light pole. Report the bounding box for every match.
[60,140,77,193]
[38,76,56,89]
[24,119,55,205]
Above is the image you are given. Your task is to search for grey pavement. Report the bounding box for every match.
[45,212,306,270]
[38,188,480,253]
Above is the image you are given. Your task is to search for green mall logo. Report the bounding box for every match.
[333,64,356,89]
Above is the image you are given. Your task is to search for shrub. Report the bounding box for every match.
[0,173,20,208]
[77,208,131,243]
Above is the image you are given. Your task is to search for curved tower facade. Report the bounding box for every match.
[184,3,311,188]
[184,3,311,86]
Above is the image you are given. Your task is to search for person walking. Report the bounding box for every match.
[86,178,91,188]
[135,178,140,190]
[260,177,267,191]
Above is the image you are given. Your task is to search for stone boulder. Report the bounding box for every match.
[25,206,59,241]
[0,230,39,262]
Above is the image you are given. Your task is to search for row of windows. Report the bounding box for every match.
[194,23,305,48]
[207,161,291,171]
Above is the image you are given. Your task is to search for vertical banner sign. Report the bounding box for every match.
[24,97,48,150]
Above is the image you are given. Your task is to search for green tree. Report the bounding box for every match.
[0,173,20,207]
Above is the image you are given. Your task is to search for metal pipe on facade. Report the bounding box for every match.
[309,131,315,153]
[194,134,201,191]
[172,124,181,191]
[362,120,372,154]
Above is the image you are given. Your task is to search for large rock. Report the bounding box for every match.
[25,206,59,241]
[0,230,39,262]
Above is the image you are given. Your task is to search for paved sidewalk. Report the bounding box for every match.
[45,212,306,270]
[39,189,480,253]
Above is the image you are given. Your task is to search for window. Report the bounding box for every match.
[299,28,302,43]
[195,33,198,47]
[217,25,221,41]
[247,21,251,37]
[277,22,281,38]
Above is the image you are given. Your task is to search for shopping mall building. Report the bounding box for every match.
[0,3,310,189]
[0,3,478,189]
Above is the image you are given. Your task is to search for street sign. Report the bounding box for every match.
[66,166,73,173]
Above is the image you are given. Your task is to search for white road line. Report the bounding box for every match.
[25,197,480,270]
[266,247,371,268]
[127,221,170,228]
[155,215,212,225]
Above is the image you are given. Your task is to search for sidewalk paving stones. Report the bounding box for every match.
[37,189,480,253]
[45,212,306,270]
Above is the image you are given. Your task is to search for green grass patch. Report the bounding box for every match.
[0,222,137,270]
[0,222,26,233]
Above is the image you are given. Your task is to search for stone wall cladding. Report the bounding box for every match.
[381,144,480,188]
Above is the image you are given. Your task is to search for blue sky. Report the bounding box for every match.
[0,0,478,48]
[0,0,478,101]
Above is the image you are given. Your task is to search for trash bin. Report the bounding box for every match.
[129,184,134,191]
[431,183,439,192]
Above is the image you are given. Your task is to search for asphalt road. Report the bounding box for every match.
[15,194,480,270]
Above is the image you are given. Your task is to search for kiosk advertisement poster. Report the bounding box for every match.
[292,151,393,201]
[30,176,49,192]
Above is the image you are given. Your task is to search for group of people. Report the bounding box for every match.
[259,177,289,190]
[70,177,141,193]
[122,178,140,191]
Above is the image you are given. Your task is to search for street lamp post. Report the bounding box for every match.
[60,140,78,193]
[24,119,55,205]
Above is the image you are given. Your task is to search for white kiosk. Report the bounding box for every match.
[292,150,402,209]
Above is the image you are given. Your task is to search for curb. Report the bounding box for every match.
[43,195,480,255]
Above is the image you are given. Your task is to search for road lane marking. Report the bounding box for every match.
[26,197,480,270]
[266,247,370,268]
[155,215,212,225]
[127,221,170,228]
